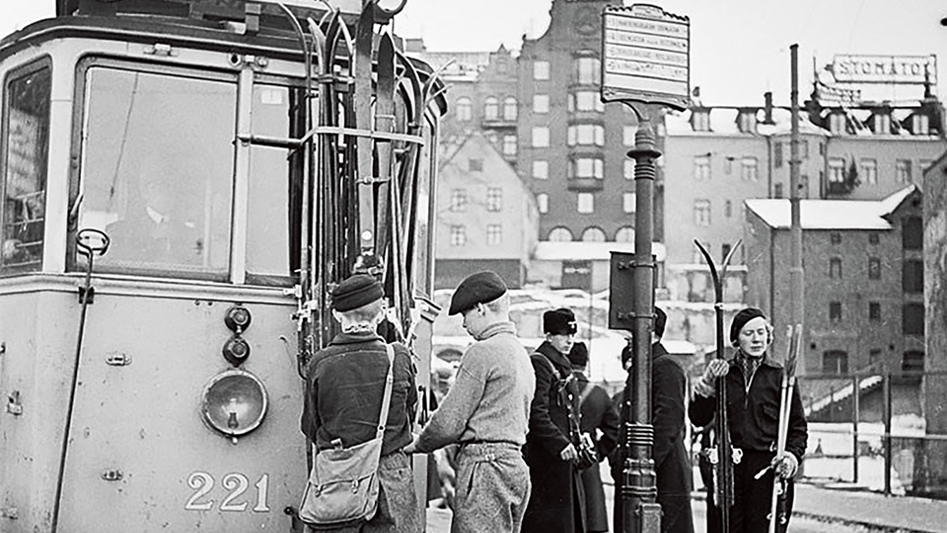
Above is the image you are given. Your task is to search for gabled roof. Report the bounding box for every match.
[746,185,919,230]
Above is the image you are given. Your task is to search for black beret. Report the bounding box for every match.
[654,306,667,339]
[331,274,384,312]
[567,341,589,367]
[544,308,577,335]
[448,271,508,315]
[730,307,767,344]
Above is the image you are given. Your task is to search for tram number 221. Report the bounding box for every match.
[185,471,271,512]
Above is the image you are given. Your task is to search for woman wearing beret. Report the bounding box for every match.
[689,308,808,533]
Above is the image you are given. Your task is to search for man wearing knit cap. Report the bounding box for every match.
[405,271,534,533]
[690,307,808,533]
[301,274,420,532]
[522,307,587,533]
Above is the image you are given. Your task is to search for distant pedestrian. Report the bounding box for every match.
[523,307,587,533]
[689,307,808,533]
[405,271,534,533]
[568,342,620,533]
[301,274,419,532]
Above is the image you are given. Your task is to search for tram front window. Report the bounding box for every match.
[1,61,50,274]
[75,63,236,278]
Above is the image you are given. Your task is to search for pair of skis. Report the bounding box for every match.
[765,324,802,533]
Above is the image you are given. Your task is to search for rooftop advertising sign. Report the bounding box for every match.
[601,4,690,110]
[831,54,937,85]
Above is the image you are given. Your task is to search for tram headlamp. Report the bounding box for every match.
[224,305,252,332]
[222,336,251,367]
[201,370,268,439]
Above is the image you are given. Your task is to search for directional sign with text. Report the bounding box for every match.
[601,4,690,110]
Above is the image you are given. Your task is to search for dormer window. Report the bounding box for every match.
[829,112,846,135]
[737,110,757,133]
[691,109,710,132]
[872,113,890,134]
[912,113,930,135]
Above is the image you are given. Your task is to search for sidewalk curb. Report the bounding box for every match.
[793,511,937,533]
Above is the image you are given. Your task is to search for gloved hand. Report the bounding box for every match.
[773,451,799,479]
[694,359,729,397]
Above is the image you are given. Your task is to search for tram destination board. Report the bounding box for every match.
[600,3,690,111]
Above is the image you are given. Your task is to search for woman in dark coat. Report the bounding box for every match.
[523,308,586,533]
[569,342,620,533]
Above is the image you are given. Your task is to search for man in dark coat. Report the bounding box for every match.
[568,342,619,533]
[611,307,694,533]
[690,307,808,533]
[523,308,586,533]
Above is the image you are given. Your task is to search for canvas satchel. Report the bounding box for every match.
[299,344,395,527]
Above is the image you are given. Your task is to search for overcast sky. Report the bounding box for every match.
[3,0,946,105]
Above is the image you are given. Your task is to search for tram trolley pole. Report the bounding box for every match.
[601,5,690,533]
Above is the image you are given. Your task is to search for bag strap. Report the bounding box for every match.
[578,380,594,409]
[375,344,396,442]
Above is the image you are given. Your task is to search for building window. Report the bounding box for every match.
[738,111,757,133]
[574,55,600,85]
[623,192,636,213]
[902,351,925,372]
[623,126,637,146]
[873,113,891,134]
[823,351,848,374]
[801,139,809,159]
[615,226,634,242]
[456,97,472,121]
[533,94,549,114]
[468,158,483,172]
[486,187,502,212]
[532,127,550,148]
[536,193,549,214]
[829,257,842,278]
[902,303,923,335]
[801,175,810,198]
[741,157,758,181]
[903,216,922,250]
[2,61,51,273]
[449,189,467,212]
[691,110,710,131]
[869,233,880,245]
[483,96,499,120]
[903,259,923,293]
[533,61,550,81]
[567,124,605,146]
[829,301,842,321]
[868,257,881,280]
[869,349,882,365]
[723,157,733,175]
[449,225,466,246]
[913,114,930,135]
[694,199,711,227]
[829,113,846,134]
[869,302,881,321]
[581,227,606,242]
[502,134,517,156]
[861,159,877,184]
[721,243,732,262]
[502,97,517,121]
[624,159,636,180]
[895,159,912,183]
[774,141,783,168]
[693,155,711,181]
[828,158,846,183]
[569,91,604,113]
[569,157,604,180]
[724,200,733,218]
[533,160,549,180]
[548,226,573,241]
[830,232,842,245]
[486,224,502,245]
[577,193,594,214]
[774,183,784,198]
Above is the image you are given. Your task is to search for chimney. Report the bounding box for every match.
[763,92,774,124]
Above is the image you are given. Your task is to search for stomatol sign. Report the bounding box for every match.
[832,54,937,85]
[601,4,690,111]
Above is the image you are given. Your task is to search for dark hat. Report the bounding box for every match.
[654,306,667,339]
[568,341,589,367]
[331,274,384,312]
[544,308,577,335]
[730,307,767,344]
[448,271,508,315]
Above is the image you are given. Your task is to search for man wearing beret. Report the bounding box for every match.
[405,271,534,533]
[522,307,587,533]
[301,274,419,532]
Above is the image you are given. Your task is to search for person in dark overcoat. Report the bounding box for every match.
[690,307,808,533]
[611,307,694,533]
[568,342,619,533]
[523,308,586,533]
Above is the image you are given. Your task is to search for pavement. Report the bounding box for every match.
[424,467,947,533]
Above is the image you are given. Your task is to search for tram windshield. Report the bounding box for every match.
[75,62,236,279]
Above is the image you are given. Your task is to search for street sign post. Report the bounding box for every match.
[601,4,689,533]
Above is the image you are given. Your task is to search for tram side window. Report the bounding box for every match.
[1,63,50,274]
[75,64,236,278]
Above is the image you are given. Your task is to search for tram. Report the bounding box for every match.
[0,1,446,531]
